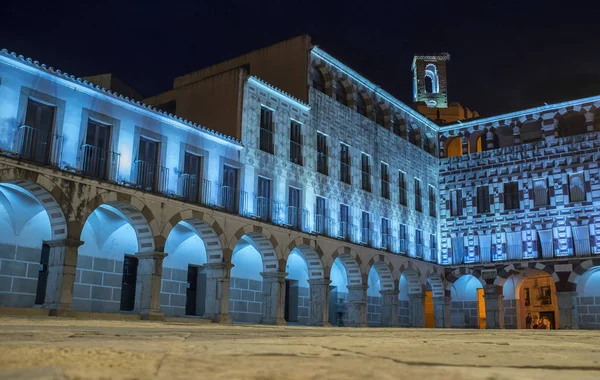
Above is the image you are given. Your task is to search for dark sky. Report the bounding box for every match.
[2,0,599,117]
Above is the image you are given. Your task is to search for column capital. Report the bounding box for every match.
[136,251,168,260]
[44,238,84,248]
[260,271,288,279]
[308,278,331,286]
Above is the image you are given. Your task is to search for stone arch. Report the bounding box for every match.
[398,262,423,295]
[283,237,325,279]
[78,194,157,253]
[422,131,436,155]
[366,254,396,292]
[468,129,487,154]
[444,135,463,157]
[520,119,543,144]
[495,262,559,287]
[557,110,588,137]
[1,178,68,240]
[355,90,373,119]
[426,269,445,298]
[310,60,332,96]
[227,225,282,272]
[374,101,390,128]
[334,77,354,107]
[329,246,363,285]
[493,125,514,148]
[424,64,439,93]
[570,258,600,284]
[159,210,226,264]
[445,267,485,289]
[392,114,405,137]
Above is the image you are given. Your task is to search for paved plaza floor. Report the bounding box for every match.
[0,317,599,380]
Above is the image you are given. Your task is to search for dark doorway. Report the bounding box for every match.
[120,255,138,311]
[186,266,198,315]
[539,311,556,330]
[328,286,338,325]
[34,243,50,305]
[284,280,299,323]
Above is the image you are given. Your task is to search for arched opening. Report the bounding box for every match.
[375,103,385,127]
[366,266,382,326]
[335,80,348,106]
[329,258,349,326]
[407,125,417,146]
[398,274,411,326]
[422,133,435,155]
[445,137,462,157]
[312,66,326,94]
[495,126,514,148]
[520,120,543,144]
[356,92,368,118]
[398,268,424,327]
[468,131,487,154]
[0,182,54,308]
[576,266,600,329]
[450,275,485,329]
[161,220,208,317]
[424,64,439,93]
[284,250,310,325]
[503,270,558,329]
[392,116,404,137]
[558,112,587,137]
[76,202,152,313]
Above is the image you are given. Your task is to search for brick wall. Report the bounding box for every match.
[296,286,309,325]
[229,277,263,323]
[367,295,382,326]
[578,296,600,329]
[503,299,518,328]
[450,301,478,328]
[0,244,40,307]
[398,300,410,326]
[73,255,123,313]
[160,268,188,317]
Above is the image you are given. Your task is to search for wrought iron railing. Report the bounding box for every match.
[135,160,169,194]
[17,125,63,167]
[220,185,248,216]
[415,243,424,259]
[381,233,392,251]
[338,222,357,242]
[179,174,211,206]
[360,227,371,246]
[398,238,408,254]
[286,206,309,232]
[80,144,120,182]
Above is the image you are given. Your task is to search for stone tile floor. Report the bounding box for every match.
[0,317,599,379]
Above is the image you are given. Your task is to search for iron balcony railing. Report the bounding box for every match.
[314,214,335,236]
[360,227,371,246]
[80,144,120,182]
[429,247,437,262]
[135,160,169,194]
[380,233,392,251]
[179,174,211,206]
[286,206,309,232]
[17,125,63,167]
[338,222,357,242]
[220,185,248,216]
[289,140,302,165]
[398,238,408,254]
[415,243,424,259]
[255,197,284,223]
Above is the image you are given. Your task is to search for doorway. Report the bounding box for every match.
[185,265,206,316]
[424,290,435,328]
[284,280,299,323]
[34,243,50,305]
[120,255,138,311]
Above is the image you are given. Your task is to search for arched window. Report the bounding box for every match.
[558,112,587,137]
[375,103,385,127]
[468,131,487,154]
[312,67,325,94]
[407,125,417,145]
[335,80,347,105]
[423,134,434,155]
[495,126,514,148]
[356,93,367,117]
[424,64,439,94]
[392,116,404,136]
[445,137,462,157]
[520,120,543,144]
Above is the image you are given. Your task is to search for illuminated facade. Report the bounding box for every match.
[1,34,599,329]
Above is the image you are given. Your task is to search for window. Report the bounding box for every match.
[317,132,328,176]
[335,80,347,105]
[399,224,407,253]
[356,93,367,117]
[533,179,549,207]
[361,153,371,192]
[315,196,327,234]
[414,178,422,212]
[476,185,490,214]
[256,177,272,222]
[449,189,462,216]
[429,234,437,262]
[398,171,407,206]
[340,143,351,184]
[290,121,302,165]
[312,67,325,93]
[380,162,390,199]
[181,152,205,203]
[569,173,586,202]
[81,119,111,180]
[415,229,423,258]
[428,185,436,217]
[361,211,370,245]
[259,107,274,154]
[340,204,350,241]
[504,182,520,210]
[136,137,161,192]
[288,187,302,230]
[20,99,56,165]
[381,218,390,250]
[222,165,240,213]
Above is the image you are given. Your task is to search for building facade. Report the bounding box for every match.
[0,34,599,329]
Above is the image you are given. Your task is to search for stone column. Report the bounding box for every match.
[134,251,167,321]
[203,262,234,324]
[433,295,452,328]
[261,271,287,325]
[483,285,504,329]
[409,293,425,327]
[380,289,399,327]
[308,278,331,326]
[346,284,367,327]
[555,291,579,329]
[43,238,84,316]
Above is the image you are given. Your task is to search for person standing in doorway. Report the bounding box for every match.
[336,298,346,327]
[526,313,532,329]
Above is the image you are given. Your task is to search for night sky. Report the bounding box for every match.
[1,0,599,117]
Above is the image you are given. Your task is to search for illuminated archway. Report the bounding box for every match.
[445,136,462,157]
[450,274,485,328]
[576,266,600,329]
[503,269,558,329]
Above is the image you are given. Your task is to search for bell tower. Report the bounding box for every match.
[412,53,450,108]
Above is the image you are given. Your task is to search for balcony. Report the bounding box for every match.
[219,185,248,216]
[415,243,424,259]
[254,197,284,224]
[398,239,408,254]
[314,214,334,236]
[286,206,309,232]
[380,233,392,251]
[360,228,371,246]
[80,144,120,182]
[135,160,169,194]
[17,125,63,167]
[338,222,357,243]
[179,174,211,206]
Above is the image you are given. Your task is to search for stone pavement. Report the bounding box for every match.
[0,317,599,380]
